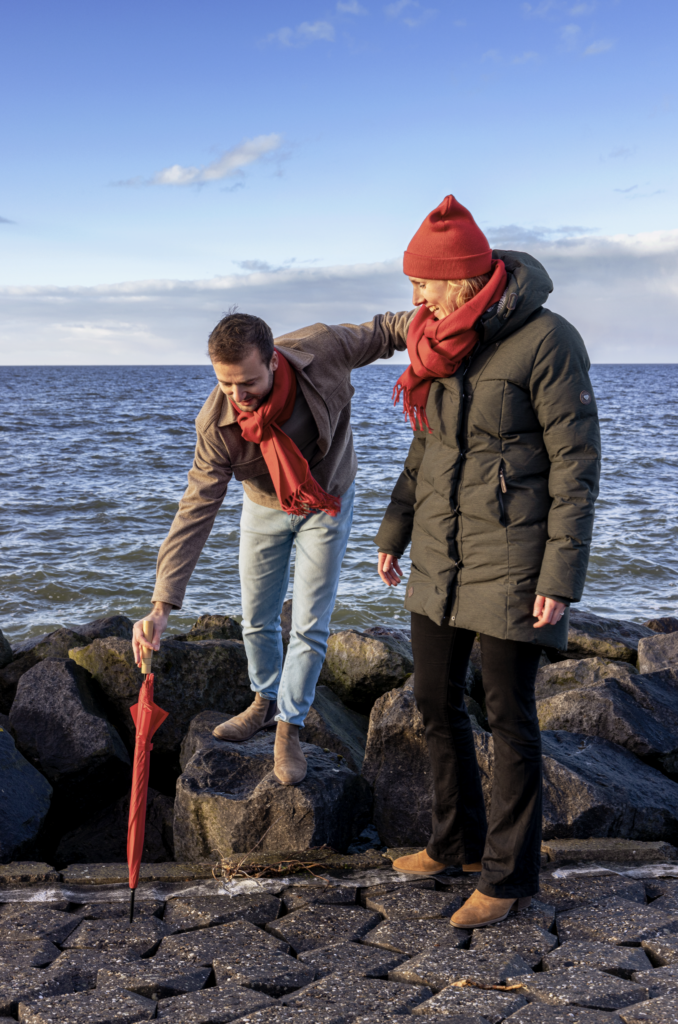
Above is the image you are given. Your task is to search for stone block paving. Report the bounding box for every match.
[266,906,382,953]
[505,965,649,1011]
[5,865,678,1024]
[542,939,652,978]
[296,941,409,979]
[642,934,678,965]
[557,895,678,945]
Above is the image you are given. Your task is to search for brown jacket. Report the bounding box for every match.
[152,312,413,609]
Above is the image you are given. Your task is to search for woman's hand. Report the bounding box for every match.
[532,595,566,629]
[378,553,404,587]
[132,602,171,668]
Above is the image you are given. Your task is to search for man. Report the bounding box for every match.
[133,310,412,785]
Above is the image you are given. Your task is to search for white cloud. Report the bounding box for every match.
[512,51,540,64]
[569,2,594,13]
[585,38,614,55]
[384,0,434,26]
[561,23,581,44]
[337,0,367,13]
[267,21,335,46]
[149,134,283,186]
[2,230,677,365]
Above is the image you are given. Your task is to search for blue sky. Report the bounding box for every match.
[1,0,677,362]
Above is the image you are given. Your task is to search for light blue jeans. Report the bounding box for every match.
[238,481,355,726]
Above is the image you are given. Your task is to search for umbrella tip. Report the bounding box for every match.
[129,888,135,923]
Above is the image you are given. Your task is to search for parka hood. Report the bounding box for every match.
[478,249,554,346]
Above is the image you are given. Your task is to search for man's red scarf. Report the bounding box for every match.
[394,259,508,431]
[232,350,341,517]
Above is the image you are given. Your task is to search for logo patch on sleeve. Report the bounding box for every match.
[580,390,592,405]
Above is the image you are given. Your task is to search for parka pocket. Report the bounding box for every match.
[498,463,507,525]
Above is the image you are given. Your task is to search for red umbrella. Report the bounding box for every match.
[127,619,168,922]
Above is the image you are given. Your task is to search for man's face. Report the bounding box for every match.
[212,348,279,412]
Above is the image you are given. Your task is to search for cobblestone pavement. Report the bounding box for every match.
[2,861,678,1024]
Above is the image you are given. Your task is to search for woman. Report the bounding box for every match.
[376,195,600,928]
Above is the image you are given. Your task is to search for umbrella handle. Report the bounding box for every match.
[140,620,154,675]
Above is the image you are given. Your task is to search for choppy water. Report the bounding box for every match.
[1,364,677,643]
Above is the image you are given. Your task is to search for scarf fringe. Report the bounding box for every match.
[280,476,341,517]
[393,381,431,433]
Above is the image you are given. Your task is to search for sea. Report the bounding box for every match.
[1,364,677,643]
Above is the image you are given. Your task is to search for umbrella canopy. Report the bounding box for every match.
[127,621,168,920]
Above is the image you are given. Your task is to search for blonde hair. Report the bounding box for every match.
[446,273,491,311]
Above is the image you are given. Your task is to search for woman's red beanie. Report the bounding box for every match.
[403,195,492,280]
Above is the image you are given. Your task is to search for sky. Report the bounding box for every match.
[1,0,677,363]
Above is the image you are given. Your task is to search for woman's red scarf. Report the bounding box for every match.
[232,350,341,517]
[394,259,508,431]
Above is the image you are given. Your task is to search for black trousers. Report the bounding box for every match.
[411,612,543,898]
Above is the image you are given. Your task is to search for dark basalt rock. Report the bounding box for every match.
[296,941,409,980]
[537,673,678,778]
[0,630,11,670]
[506,1005,631,1023]
[630,964,678,998]
[238,1009,352,1024]
[54,787,174,866]
[642,934,678,965]
[319,628,414,714]
[300,685,369,773]
[266,905,382,954]
[535,656,636,702]
[638,631,678,675]
[163,893,282,933]
[174,613,243,642]
[155,982,277,1021]
[70,616,134,642]
[643,616,678,634]
[542,939,652,978]
[0,727,52,862]
[212,948,315,997]
[73,900,164,921]
[0,629,90,714]
[0,968,78,1018]
[282,883,358,913]
[567,610,655,664]
[9,659,130,833]
[174,719,371,859]
[68,635,252,762]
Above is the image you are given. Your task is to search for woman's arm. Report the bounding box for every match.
[374,432,426,581]
[529,321,602,604]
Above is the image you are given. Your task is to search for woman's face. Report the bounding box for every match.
[409,277,462,319]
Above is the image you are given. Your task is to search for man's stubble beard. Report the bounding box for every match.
[233,366,275,413]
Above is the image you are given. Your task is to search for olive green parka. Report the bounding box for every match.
[374,249,601,650]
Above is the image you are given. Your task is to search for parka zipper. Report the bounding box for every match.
[498,464,507,524]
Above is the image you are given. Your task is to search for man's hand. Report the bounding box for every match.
[378,553,404,587]
[533,595,566,629]
[132,603,171,668]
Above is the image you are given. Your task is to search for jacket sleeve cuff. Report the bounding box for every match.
[540,594,572,607]
[151,586,184,611]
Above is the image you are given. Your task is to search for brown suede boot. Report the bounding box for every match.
[462,862,483,872]
[212,693,277,742]
[450,888,532,929]
[392,850,448,876]
[274,722,307,785]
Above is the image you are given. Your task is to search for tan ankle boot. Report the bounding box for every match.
[450,888,532,929]
[462,862,483,873]
[212,693,277,742]
[274,722,307,785]
[392,850,448,876]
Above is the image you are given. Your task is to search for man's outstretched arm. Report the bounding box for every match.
[277,311,415,370]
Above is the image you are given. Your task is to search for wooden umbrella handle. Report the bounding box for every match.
[140,619,154,675]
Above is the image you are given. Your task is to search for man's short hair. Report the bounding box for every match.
[207,311,274,365]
